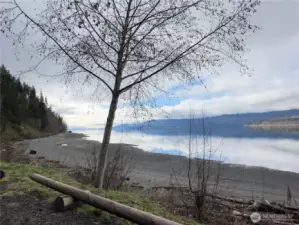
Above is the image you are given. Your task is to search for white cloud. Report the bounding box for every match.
[1,0,299,127]
[165,1,299,118]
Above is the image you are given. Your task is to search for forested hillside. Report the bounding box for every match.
[0,65,67,140]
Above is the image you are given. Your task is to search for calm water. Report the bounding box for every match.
[79,129,299,173]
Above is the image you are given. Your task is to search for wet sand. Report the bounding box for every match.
[20,133,299,202]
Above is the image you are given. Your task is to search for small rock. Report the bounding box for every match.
[29,150,37,155]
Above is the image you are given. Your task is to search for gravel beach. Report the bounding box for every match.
[20,133,299,202]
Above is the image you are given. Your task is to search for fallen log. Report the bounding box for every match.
[277,203,299,212]
[248,201,298,215]
[206,193,253,205]
[29,173,183,225]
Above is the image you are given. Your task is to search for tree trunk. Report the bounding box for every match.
[95,94,119,188]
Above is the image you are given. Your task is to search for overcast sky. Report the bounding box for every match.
[1,0,299,128]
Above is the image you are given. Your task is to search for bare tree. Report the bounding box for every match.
[186,110,224,221]
[81,143,135,189]
[0,0,260,188]
[151,110,225,221]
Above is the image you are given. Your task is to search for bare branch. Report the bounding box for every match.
[119,13,236,93]
[11,0,114,93]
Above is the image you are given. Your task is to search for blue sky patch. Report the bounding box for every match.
[152,148,185,156]
[102,78,209,109]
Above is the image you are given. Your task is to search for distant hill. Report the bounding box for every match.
[0,65,68,141]
[246,116,299,132]
[113,109,299,139]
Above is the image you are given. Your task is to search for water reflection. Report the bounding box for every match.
[82,130,299,173]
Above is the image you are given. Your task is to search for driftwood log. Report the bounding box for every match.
[248,201,298,215]
[29,173,183,225]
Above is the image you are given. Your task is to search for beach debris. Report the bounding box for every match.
[152,185,299,225]
[29,149,37,155]
[61,144,68,147]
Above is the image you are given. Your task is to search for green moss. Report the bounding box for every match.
[1,124,49,142]
[0,162,81,199]
[0,162,199,225]
[6,202,20,207]
[1,125,21,141]
[19,125,44,139]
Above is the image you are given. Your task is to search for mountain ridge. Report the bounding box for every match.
[114,109,299,128]
[112,109,299,139]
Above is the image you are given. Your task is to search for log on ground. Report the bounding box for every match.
[29,173,183,225]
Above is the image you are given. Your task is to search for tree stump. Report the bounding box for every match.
[53,195,79,212]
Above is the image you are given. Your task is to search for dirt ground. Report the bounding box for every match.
[0,184,102,225]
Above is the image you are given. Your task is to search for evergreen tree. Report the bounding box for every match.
[0,64,67,136]
[38,91,48,130]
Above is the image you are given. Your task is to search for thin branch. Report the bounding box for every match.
[12,0,113,93]
[119,13,237,93]
[76,2,119,54]
[111,0,124,27]
[125,0,201,60]
[80,1,120,37]
[74,4,117,73]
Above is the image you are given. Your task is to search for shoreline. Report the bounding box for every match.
[24,131,299,175]
[44,131,299,177]
[82,132,299,174]
[20,132,299,202]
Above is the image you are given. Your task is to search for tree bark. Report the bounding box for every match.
[95,2,128,187]
[95,93,119,188]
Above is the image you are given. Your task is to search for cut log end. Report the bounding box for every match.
[0,170,5,179]
[54,195,78,212]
